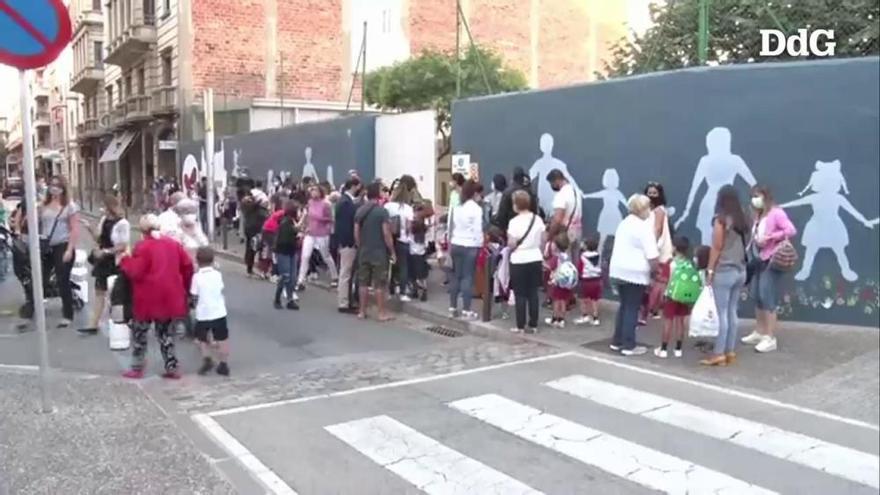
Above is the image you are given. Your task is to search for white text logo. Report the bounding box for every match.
[759,29,836,57]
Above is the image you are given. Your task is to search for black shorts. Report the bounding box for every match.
[194,317,229,342]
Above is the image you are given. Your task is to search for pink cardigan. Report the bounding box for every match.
[755,206,797,261]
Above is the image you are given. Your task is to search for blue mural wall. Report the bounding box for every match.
[180,114,377,191]
[452,57,880,327]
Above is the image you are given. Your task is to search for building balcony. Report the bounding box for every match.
[111,104,127,129]
[104,14,157,67]
[34,110,51,128]
[70,65,105,94]
[33,85,49,99]
[77,117,104,140]
[151,85,177,116]
[74,9,103,34]
[125,95,152,122]
[99,113,112,135]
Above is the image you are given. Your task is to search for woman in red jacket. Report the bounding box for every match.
[120,214,194,379]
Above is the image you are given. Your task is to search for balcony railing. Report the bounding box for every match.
[77,118,102,140]
[111,104,126,128]
[126,94,152,122]
[151,85,177,115]
[34,111,51,127]
[104,10,157,67]
[70,65,105,94]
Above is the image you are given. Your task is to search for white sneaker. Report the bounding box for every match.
[741,331,763,345]
[461,311,479,320]
[609,344,621,351]
[448,308,457,318]
[509,327,522,333]
[399,295,412,302]
[755,336,778,353]
[544,317,556,326]
[654,347,668,359]
[555,320,566,329]
[673,348,683,358]
[574,315,592,325]
[590,318,601,327]
[621,346,648,356]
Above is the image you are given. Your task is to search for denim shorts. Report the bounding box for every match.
[751,262,784,311]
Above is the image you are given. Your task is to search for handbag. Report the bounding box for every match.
[770,239,799,272]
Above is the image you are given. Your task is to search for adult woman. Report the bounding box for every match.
[297,185,338,288]
[241,192,269,276]
[741,185,796,353]
[608,194,659,356]
[640,182,674,322]
[506,190,546,334]
[40,176,80,327]
[385,182,414,301]
[485,174,507,220]
[78,195,130,335]
[448,181,485,319]
[700,185,749,366]
[119,214,194,379]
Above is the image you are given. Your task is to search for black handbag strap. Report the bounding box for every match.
[44,205,66,242]
[513,213,537,252]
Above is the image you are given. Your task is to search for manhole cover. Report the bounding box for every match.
[425,325,464,338]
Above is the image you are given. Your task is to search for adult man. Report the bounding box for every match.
[336,178,362,312]
[494,167,538,231]
[354,182,396,321]
[546,168,583,255]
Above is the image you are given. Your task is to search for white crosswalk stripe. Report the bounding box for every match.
[545,374,880,489]
[325,415,543,495]
[449,393,777,495]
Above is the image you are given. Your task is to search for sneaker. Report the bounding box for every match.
[609,344,621,352]
[621,346,648,356]
[76,327,98,335]
[292,292,300,301]
[755,336,778,353]
[525,327,538,335]
[574,315,593,325]
[308,273,319,282]
[296,283,306,292]
[198,358,215,376]
[544,317,556,326]
[216,362,230,376]
[673,348,683,358]
[510,327,522,333]
[590,318,601,327]
[555,320,566,329]
[57,319,72,329]
[637,319,647,327]
[122,369,144,379]
[448,307,457,317]
[330,280,339,288]
[651,312,662,320]
[286,300,300,311]
[399,295,412,302]
[741,331,763,345]
[273,300,283,310]
[162,370,182,380]
[654,347,668,359]
[461,311,479,320]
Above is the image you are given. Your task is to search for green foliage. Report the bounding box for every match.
[601,0,880,79]
[365,46,528,157]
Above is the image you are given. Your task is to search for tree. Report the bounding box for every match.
[365,46,528,160]
[601,0,879,79]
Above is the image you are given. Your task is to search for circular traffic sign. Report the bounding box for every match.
[0,0,72,69]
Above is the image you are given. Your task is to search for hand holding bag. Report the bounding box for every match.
[689,286,720,338]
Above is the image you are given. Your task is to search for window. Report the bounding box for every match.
[161,50,172,86]
[124,74,132,99]
[92,0,101,10]
[93,41,103,68]
[162,0,170,19]
[143,0,155,24]
[106,86,113,110]
[116,80,123,105]
[137,67,145,95]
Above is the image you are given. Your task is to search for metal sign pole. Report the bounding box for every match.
[204,89,215,242]
[19,69,52,413]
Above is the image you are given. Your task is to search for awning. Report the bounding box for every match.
[99,131,138,163]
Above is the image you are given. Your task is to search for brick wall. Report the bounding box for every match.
[468,0,532,80]
[537,0,591,88]
[408,0,457,55]
[276,0,344,101]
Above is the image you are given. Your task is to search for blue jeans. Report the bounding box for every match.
[751,262,783,311]
[275,253,298,302]
[613,282,646,351]
[449,245,479,311]
[712,268,747,354]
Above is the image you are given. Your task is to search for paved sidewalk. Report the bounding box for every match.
[0,370,234,495]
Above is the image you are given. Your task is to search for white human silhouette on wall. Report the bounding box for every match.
[780,160,875,282]
[529,133,583,215]
[302,147,319,182]
[676,127,757,245]
[582,168,628,253]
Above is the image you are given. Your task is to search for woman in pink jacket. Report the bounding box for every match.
[742,185,796,353]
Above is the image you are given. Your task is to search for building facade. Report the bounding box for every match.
[65,0,640,210]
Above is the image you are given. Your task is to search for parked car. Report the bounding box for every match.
[2,176,24,200]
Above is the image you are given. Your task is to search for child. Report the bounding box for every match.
[409,209,429,301]
[190,247,231,376]
[655,236,701,359]
[544,233,577,328]
[274,200,301,310]
[575,233,602,326]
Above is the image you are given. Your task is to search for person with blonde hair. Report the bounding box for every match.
[608,194,659,356]
[39,175,80,327]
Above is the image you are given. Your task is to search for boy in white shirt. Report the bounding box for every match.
[190,247,231,376]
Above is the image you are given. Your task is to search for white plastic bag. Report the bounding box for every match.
[108,321,130,351]
[689,286,720,338]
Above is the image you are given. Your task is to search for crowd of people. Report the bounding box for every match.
[2,163,798,378]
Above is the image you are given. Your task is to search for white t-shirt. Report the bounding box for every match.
[609,214,659,286]
[158,209,182,241]
[190,267,227,321]
[450,200,484,248]
[552,183,582,241]
[507,212,545,264]
[384,202,414,244]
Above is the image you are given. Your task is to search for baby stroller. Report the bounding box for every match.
[5,225,85,319]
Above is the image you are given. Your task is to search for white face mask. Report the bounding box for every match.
[751,196,765,210]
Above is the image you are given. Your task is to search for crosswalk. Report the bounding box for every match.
[315,374,879,495]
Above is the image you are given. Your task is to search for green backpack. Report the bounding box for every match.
[665,257,702,304]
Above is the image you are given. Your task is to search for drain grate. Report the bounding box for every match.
[425,325,465,338]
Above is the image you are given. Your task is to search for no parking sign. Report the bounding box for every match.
[0,0,72,69]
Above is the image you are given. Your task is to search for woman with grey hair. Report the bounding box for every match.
[608,194,659,356]
[119,214,194,379]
